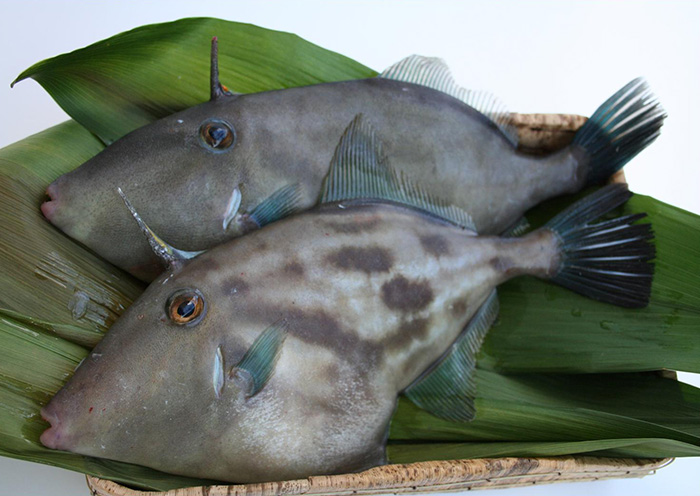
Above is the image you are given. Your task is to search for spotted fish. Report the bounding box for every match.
[39,116,655,483]
[41,39,665,281]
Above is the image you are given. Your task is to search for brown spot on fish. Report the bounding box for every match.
[286,309,341,346]
[381,276,434,312]
[450,299,468,317]
[225,278,249,296]
[489,256,507,272]
[420,234,450,257]
[382,317,430,351]
[255,239,269,252]
[326,246,394,274]
[322,362,342,384]
[400,317,430,342]
[283,308,384,367]
[283,260,305,277]
[489,256,522,278]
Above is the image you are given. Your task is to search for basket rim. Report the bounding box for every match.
[85,456,673,496]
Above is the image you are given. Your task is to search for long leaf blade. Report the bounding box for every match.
[0,122,143,348]
[390,371,700,444]
[388,439,700,464]
[12,17,376,144]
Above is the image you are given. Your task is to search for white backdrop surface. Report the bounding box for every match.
[0,1,698,495]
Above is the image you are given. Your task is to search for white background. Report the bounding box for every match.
[0,1,698,495]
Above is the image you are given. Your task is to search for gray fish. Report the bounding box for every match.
[39,116,655,483]
[41,39,665,281]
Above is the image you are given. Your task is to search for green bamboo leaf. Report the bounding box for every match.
[390,371,700,444]
[0,122,144,348]
[12,17,376,144]
[388,439,700,464]
[480,193,700,374]
[0,313,87,402]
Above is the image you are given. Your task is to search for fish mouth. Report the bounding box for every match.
[39,403,68,450]
[40,182,60,222]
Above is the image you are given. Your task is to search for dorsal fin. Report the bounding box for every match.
[380,55,518,147]
[210,36,236,100]
[404,290,499,422]
[321,114,475,230]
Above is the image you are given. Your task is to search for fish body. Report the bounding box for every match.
[42,49,664,281]
[39,200,552,481]
[39,117,655,483]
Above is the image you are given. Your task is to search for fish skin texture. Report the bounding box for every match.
[44,78,581,281]
[40,201,560,482]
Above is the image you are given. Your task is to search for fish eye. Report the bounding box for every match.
[167,289,206,326]
[199,118,235,152]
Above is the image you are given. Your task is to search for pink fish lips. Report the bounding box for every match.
[41,181,60,222]
[39,402,69,451]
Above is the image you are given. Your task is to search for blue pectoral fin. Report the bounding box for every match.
[233,320,289,398]
[248,183,304,228]
[404,290,499,422]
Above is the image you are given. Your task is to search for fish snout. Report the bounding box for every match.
[40,177,83,241]
[39,401,70,450]
[40,181,61,221]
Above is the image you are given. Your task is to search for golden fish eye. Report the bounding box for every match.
[199,118,235,152]
[167,289,206,326]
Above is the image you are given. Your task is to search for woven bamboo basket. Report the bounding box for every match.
[85,113,666,495]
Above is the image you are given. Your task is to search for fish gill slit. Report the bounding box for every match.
[223,186,242,231]
[213,345,225,399]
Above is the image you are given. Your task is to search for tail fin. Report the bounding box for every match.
[573,78,666,185]
[545,184,655,308]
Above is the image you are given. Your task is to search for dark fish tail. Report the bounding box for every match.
[573,78,666,185]
[545,184,655,308]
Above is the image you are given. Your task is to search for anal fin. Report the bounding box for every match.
[404,290,499,422]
